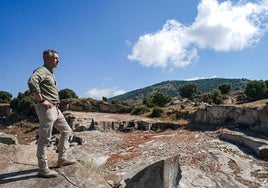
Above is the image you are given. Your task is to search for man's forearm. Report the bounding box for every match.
[32,92,43,102]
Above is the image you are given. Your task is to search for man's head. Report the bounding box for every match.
[43,49,59,70]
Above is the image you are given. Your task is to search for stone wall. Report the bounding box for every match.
[219,130,268,159]
[65,113,182,133]
[194,105,268,135]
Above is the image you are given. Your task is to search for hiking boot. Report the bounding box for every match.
[37,168,58,178]
[57,159,76,168]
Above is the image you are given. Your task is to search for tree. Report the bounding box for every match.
[102,96,107,102]
[217,83,231,94]
[265,80,268,88]
[0,90,12,103]
[151,92,171,107]
[143,92,171,107]
[59,88,78,99]
[143,97,154,108]
[10,90,36,117]
[212,89,223,104]
[179,82,198,99]
[265,80,268,98]
[245,80,267,101]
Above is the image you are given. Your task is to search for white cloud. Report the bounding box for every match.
[128,0,268,68]
[86,87,126,100]
[185,75,218,81]
[113,89,126,96]
[191,0,267,51]
[128,20,198,68]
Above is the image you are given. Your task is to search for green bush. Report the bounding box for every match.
[179,82,198,99]
[0,90,12,103]
[102,96,107,102]
[10,90,36,117]
[143,92,171,107]
[245,80,267,101]
[218,83,231,94]
[131,105,150,115]
[265,80,268,88]
[149,107,164,118]
[143,97,154,108]
[59,88,78,99]
[212,89,223,105]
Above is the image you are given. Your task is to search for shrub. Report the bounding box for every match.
[149,107,164,118]
[102,96,107,102]
[10,90,36,117]
[131,105,150,115]
[59,88,78,99]
[245,80,267,101]
[218,83,231,94]
[212,89,223,105]
[0,90,12,103]
[179,82,198,99]
[143,97,154,108]
[143,92,171,107]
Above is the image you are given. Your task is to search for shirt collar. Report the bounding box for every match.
[43,64,53,73]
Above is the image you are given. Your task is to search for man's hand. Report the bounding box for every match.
[41,100,53,109]
[32,92,53,108]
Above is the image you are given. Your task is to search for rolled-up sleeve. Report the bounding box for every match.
[28,66,60,103]
[28,68,43,93]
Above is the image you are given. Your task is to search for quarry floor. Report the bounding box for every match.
[0,112,268,188]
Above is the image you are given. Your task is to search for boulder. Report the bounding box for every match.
[123,155,181,188]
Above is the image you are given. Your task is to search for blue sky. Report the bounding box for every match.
[1,0,268,99]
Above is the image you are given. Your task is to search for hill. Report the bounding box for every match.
[109,78,249,104]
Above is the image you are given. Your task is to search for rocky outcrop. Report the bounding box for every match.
[1,100,268,187]
[64,111,268,162]
[194,105,268,135]
[124,155,181,188]
[64,112,182,133]
[220,130,268,159]
[0,143,110,188]
[1,128,267,188]
[60,98,130,113]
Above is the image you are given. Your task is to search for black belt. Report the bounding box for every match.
[52,103,60,106]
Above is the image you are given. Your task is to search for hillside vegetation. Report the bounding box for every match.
[109,78,249,103]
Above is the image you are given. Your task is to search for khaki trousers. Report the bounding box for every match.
[35,103,72,170]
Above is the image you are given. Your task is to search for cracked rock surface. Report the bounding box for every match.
[0,112,268,188]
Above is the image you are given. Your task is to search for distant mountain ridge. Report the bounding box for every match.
[109,78,250,104]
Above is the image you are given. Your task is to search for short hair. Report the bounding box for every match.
[43,49,58,62]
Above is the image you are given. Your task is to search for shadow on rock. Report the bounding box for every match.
[0,168,38,184]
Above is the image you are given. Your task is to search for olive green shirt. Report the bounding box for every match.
[28,64,60,104]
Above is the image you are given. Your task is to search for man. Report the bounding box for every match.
[28,49,76,178]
